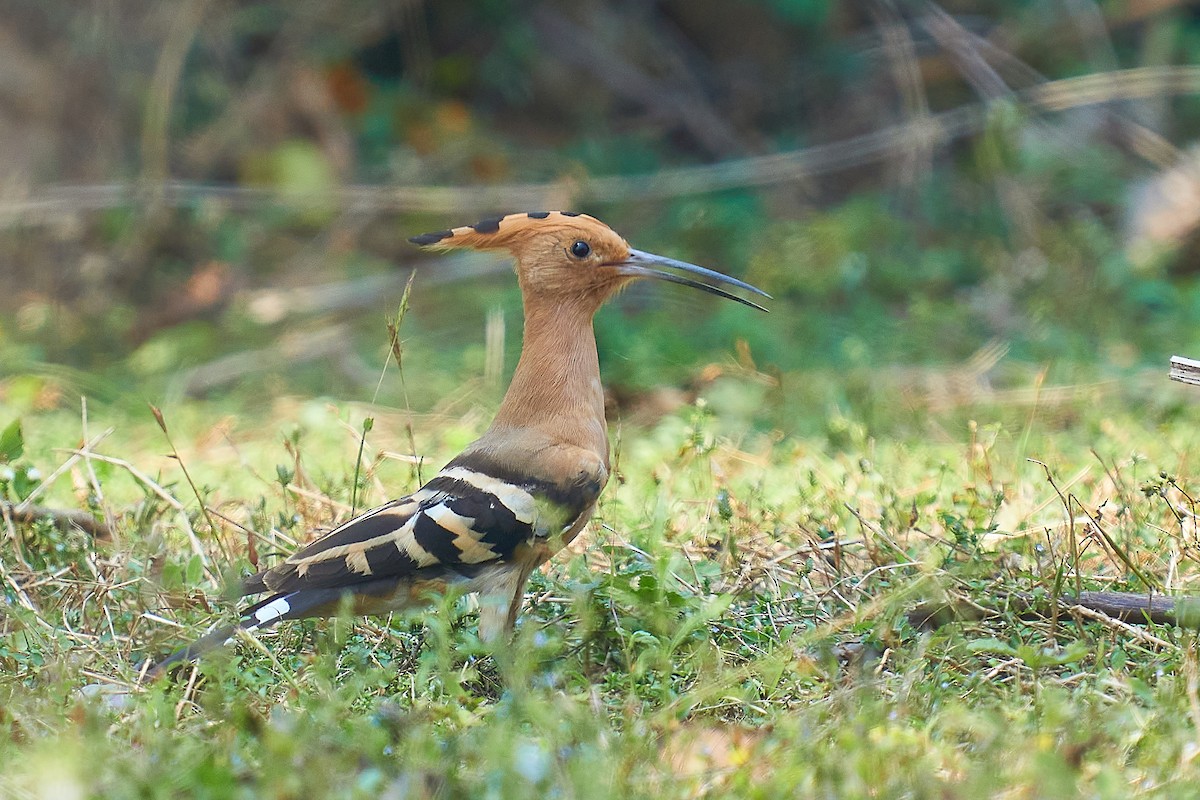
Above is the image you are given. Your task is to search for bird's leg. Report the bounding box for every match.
[474,561,537,643]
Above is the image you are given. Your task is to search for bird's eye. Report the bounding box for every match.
[570,240,591,259]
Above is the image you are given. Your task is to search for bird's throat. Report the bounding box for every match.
[491,298,608,458]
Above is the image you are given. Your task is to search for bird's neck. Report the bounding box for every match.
[490,296,608,461]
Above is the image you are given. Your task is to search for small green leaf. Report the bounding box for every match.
[716,489,733,520]
[185,554,205,586]
[629,630,661,648]
[276,464,294,487]
[966,638,1017,657]
[12,465,39,501]
[0,419,24,463]
[758,656,786,693]
[633,573,659,601]
[161,562,183,590]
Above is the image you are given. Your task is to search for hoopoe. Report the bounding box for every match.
[145,211,768,678]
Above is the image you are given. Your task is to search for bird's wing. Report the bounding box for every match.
[147,450,606,679]
[255,467,547,595]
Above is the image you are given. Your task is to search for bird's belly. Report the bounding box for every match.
[346,576,457,616]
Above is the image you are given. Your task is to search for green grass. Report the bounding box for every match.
[3,368,1200,799]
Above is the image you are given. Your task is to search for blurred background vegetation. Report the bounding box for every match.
[4,0,1200,437]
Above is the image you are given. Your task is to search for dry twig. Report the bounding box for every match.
[909,589,1190,631]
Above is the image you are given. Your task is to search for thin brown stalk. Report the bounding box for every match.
[147,405,221,582]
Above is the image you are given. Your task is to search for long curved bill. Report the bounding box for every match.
[612,249,771,312]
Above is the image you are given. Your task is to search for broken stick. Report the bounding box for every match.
[1169,355,1200,386]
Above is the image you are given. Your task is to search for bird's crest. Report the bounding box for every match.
[409,211,609,251]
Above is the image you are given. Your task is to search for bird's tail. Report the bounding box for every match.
[140,589,335,682]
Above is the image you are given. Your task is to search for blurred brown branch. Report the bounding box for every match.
[871,1,934,189]
[909,590,1187,630]
[531,6,749,158]
[917,1,1180,166]
[5,64,1200,226]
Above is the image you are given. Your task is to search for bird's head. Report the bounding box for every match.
[409,212,769,312]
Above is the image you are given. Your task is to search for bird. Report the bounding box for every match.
[143,211,769,680]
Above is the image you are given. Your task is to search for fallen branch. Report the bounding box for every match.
[0,499,112,539]
[908,590,1192,630]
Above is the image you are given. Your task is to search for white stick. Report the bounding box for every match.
[1170,356,1200,386]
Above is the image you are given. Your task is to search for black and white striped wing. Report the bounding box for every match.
[254,467,544,595]
[146,458,603,677]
